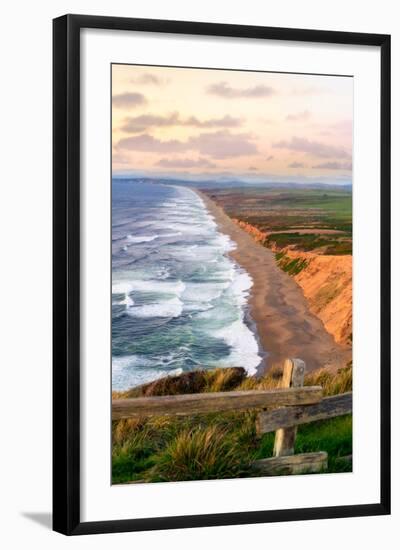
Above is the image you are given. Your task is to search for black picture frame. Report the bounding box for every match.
[53,14,391,536]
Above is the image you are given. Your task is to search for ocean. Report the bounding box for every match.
[112,180,262,390]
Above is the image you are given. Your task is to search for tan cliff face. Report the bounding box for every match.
[233,220,352,347]
[233,220,268,243]
[290,251,352,346]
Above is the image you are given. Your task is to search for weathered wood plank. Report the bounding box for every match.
[256,392,352,434]
[273,358,305,457]
[251,451,328,476]
[112,386,323,420]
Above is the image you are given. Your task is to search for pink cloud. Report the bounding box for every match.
[207,81,276,98]
[188,131,258,159]
[286,110,311,122]
[156,157,217,168]
[116,131,258,159]
[312,161,352,170]
[273,136,351,159]
[120,113,242,133]
[116,134,186,153]
[130,73,164,85]
[112,92,147,109]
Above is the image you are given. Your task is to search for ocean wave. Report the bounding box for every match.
[161,222,209,235]
[160,232,183,238]
[182,281,230,303]
[112,279,185,296]
[112,354,184,389]
[126,234,158,244]
[112,182,262,389]
[126,297,183,318]
[213,319,261,375]
[119,292,134,308]
[154,266,170,279]
[210,233,236,252]
[183,303,214,313]
[112,354,156,370]
[229,270,253,306]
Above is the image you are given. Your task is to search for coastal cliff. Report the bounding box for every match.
[233,220,352,347]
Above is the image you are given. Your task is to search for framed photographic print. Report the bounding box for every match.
[53,14,391,535]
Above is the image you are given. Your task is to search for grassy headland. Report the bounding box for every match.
[112,365,352,484]
[203,187,352,256]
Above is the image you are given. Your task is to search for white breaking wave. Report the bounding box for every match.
[213,319,260,375]
[126,234,158,243]
[201,266,262,375]
[154,266,170,279]
[127,297,183,318]
[112,354,156,370]
[112,354,184,389]
[119,292,134,308]
[210,233,236,252]
[160,232,182,238]
[182,281,230,303]
[229,270,253,306]
[112,279,185,296]
[161,222,209,235]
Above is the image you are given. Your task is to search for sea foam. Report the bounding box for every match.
[112,181,262,389]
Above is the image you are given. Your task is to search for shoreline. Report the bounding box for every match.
[195,189,351,373]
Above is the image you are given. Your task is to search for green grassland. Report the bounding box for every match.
[112,364,352,484]
[205,187,352,254]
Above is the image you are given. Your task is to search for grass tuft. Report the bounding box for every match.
[146,425,248,482]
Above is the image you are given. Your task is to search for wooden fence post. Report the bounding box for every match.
[273,358,305,457]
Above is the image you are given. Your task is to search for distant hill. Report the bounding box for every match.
[112,176,352,193]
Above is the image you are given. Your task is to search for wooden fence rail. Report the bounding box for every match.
[256,392,352,434]
[112,386,323,420]
[112,358,352,477]
[251,452,329,476]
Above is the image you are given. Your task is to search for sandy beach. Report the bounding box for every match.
[197,190,352,373]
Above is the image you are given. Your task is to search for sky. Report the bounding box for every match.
[112,64,353,184]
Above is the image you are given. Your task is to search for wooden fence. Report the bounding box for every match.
[112,358,352,476]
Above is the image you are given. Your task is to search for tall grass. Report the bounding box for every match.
[147,426,248,482]
[237,363,352,395]
[113,367,246,399]
[305,364,352,396]
[112,364,353,484]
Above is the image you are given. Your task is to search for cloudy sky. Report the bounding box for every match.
[112,64,353,184]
